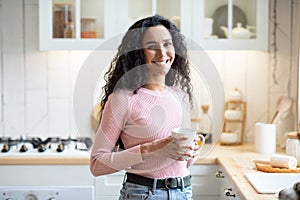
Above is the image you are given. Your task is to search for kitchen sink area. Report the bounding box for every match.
[0,0,300,200]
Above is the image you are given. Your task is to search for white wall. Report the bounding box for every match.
[0,0,297,143]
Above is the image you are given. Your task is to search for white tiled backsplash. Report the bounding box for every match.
[0,0,297,143]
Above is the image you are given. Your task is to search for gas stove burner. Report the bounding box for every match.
[0,136,93,154]
[19,144,28,153]
[1,144,9,153]
[38,143,47,152]
[56,143,64,152]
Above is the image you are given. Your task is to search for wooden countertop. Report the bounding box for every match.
[0,154,90,165]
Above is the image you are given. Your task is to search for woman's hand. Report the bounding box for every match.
[140,136,200,161]
[183,136,201,160]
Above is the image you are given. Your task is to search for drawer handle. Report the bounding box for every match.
[215,171,224,178]
[224,188,236,197]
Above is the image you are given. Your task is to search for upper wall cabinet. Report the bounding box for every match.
[39,0,122,50]
[39,0,189,50]
[39,0,268,50]
[192,0,269,50]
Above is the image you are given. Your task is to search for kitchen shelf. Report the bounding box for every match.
[222,101,247,145]
[224,119,243,123]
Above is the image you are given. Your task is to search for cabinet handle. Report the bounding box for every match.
[224,188,236,197]
[215,171,224,178]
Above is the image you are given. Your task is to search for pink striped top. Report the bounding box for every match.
[90,86,197,178]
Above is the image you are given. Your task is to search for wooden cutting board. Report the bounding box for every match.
[255,162,300,173]
[245,173,300,194]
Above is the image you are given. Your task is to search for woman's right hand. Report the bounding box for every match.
[140,136,197,161]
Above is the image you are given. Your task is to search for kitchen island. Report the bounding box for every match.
[0,144,288,199]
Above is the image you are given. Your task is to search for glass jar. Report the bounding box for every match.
[286,131,300,166]
[199,105,211,133]
[81,18,96,38]
[198,105,212,143]
[64,22,75,38]
[53,3,71,38]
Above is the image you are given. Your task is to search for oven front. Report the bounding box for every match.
[0,186,94,200]
[0,165,95,200]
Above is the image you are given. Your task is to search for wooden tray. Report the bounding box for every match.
[255,162,300,173]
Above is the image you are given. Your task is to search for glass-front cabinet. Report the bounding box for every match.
[126,0,181,30]
[39,0,113,50]
[192,0,268,50]
[39,0,268,50]
[51,0,104,39]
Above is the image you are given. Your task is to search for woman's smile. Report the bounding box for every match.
[151,59,171,65]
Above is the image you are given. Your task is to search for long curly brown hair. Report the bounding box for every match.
[100,15,193,114]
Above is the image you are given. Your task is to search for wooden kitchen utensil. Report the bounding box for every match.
[271,96,293,124]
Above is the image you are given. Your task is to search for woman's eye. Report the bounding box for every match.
[164,42,173,47]
[147,45,157,49]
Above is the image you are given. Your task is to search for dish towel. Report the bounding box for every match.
[270,154,298,170]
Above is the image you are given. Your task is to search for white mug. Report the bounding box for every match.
[172,128,206,158]
[172,128,197,145]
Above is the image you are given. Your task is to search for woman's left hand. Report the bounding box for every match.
[177,137,201,161]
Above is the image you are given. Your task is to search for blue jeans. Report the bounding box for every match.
[119,182,193,200]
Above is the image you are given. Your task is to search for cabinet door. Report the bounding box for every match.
[125,0,184,31]
[192,0,268,50]
[190,164,220,199]
[39,0,121,50]
[95,171,125,200]
[216,168,240,199]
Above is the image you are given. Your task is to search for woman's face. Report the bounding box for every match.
[142,25,175,76]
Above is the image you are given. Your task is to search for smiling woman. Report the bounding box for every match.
[89,15,199,200]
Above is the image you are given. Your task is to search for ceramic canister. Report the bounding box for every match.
[286,132,300,166]
[224,109,242,120]
[228,88,243,101]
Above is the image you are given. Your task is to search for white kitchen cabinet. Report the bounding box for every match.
[192,0,269,50]
[0,165,95,199]
[215,168,241,199]
[94,171,125,200]
[190,164,221,199]
[39,0,268,50]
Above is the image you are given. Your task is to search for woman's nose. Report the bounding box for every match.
[156,45,167,56]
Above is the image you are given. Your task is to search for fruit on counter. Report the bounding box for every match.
[294,182,300,195]
[279,187,299,200]
[279,182,300,200]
